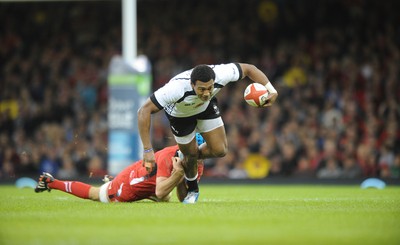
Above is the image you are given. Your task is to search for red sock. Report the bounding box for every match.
[48,180,91,199]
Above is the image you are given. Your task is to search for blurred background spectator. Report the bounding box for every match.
[1,0,399,180]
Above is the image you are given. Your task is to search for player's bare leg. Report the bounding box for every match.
[177,128,227,204]
[88,187,100,201]
[178,139,201,204]
[198,126,228,159]
[178,140,198,184]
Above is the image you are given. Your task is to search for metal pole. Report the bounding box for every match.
[122,0,136,63]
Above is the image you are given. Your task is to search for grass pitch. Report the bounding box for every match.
[0,184,399,245]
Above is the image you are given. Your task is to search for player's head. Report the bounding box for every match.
[191,65,215,101]
[190,65,215,85]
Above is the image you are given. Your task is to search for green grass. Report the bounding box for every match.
[1,184,399,245]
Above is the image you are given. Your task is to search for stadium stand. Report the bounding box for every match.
[0,0,399,181]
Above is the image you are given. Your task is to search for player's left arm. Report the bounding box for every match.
[175,179,188,202]
[239,63,278,107]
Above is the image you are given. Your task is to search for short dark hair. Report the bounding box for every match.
[190,65,215,84]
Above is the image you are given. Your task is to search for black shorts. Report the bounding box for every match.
[166,97,221,137]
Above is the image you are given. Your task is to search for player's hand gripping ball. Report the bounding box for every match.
[244,83,270,107]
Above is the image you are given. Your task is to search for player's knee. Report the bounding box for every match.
[89,187,100,201]
[215,149,227,158]
[212,146,228,158]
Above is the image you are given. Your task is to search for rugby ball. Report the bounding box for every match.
[244,83,269,107]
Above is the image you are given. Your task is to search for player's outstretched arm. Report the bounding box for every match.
[239,63,278,106]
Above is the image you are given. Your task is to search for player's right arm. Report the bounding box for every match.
[155,157,185,201]
[137,98,161,170]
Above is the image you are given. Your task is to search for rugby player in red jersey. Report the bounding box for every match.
[34,137,204,203]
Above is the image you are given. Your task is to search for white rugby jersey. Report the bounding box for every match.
[150,63,243,117]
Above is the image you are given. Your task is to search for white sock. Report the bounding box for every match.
[185,173,198,181]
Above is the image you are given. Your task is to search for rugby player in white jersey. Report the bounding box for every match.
[138,63,278,203]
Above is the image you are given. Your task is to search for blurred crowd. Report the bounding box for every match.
[1,0,399,181]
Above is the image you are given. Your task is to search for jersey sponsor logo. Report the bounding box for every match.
[194,102,205,108]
